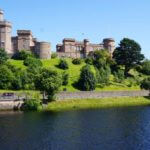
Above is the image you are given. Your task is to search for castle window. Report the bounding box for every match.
[0,41,5,47]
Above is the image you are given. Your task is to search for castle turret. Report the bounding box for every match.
[36,42,51,59]
[0,9,4,21]
[84,39,90,57]
[0,9,12,55]
[103,38,115,58]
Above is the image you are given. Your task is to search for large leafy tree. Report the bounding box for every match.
[93,49,113,69]
[113,38,144,76]
[35,68,62,101]
[0,48,8,65]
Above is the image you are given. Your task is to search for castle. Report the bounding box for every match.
[0,9,51,59]
[0,9,115,59]
[57,38,115,58]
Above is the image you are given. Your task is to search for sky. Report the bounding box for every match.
[1,0,150,58]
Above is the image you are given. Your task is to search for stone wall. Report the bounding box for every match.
[0,100,23,111]
[56,90,150,100]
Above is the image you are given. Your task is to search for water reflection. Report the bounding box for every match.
[0,107,150,150]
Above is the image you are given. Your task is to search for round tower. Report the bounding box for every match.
[0,9,4,21]
[38,42,51,59]
[0,9,12,55]
[103,38,115,58]
[84,39,90,57]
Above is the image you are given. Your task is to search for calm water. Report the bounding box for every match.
[0,107,150,150]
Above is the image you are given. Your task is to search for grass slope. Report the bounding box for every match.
[45,97,150,112]
[7,58,141,92]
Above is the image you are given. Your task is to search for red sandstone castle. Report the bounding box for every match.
[0,8,115,59]
[56,38,115,58]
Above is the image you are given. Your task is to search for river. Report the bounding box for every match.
[0,107,150,150]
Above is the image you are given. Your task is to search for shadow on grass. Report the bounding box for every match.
[72,81,80,90]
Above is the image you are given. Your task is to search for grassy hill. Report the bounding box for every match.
[6,58,142,93]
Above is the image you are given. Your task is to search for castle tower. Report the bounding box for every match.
[0,9,12,55]
[36,42,51,59]
[84,39,90,57]
[103,38,115,58]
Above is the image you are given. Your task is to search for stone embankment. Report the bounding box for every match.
[0,90,149,110]
[0,100,23,111]
[56,90,149,100]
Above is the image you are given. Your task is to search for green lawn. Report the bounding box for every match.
[7,58,141,92]
[45,97,150,112]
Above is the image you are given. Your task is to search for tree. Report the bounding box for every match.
[35,68,62,101]
[140,77,150,94]
[113,38,144,76]
[0,65,14,89]
[58,59,69,70]
[78,65,96,91]
[93,49,112,69]
[0,48,8,65]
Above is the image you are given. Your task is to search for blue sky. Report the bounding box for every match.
[1,0,150,58]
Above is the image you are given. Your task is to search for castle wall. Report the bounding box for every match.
[56,38,115,58]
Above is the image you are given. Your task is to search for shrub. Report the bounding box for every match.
[72,58,82,65]
[140,77,150,91]
[96,65,111,87]
[12,50,34,60]
[51,52,58,59]
[22,99,42,111]
[139,60,150,75]
[85,58,93,65]
[0,48,8,65]
[58,59,69,70]
[114,69,125,83]
[78,65,96,91]
[62,72,69,86]
[24,57,42,67]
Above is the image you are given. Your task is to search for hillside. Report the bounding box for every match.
[6,58,142,92]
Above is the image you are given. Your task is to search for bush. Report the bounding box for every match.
[62,72,69,86]
[51,52,58,59]
[22,99,42,111]
[96,65,111,87]
[58,59,69,70]
[78,65,96,91]
[139,60,150,75]
[140,77,150,91]
[24,57,42,67]
[72,58,82,65]
[85,58,93,65]
[12,50,34,60]
[114,69,125,83]
[0,48,8,65]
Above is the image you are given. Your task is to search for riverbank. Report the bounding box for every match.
[45,97,150,112]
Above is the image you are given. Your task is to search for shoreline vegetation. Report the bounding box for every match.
[44,97,150,112]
